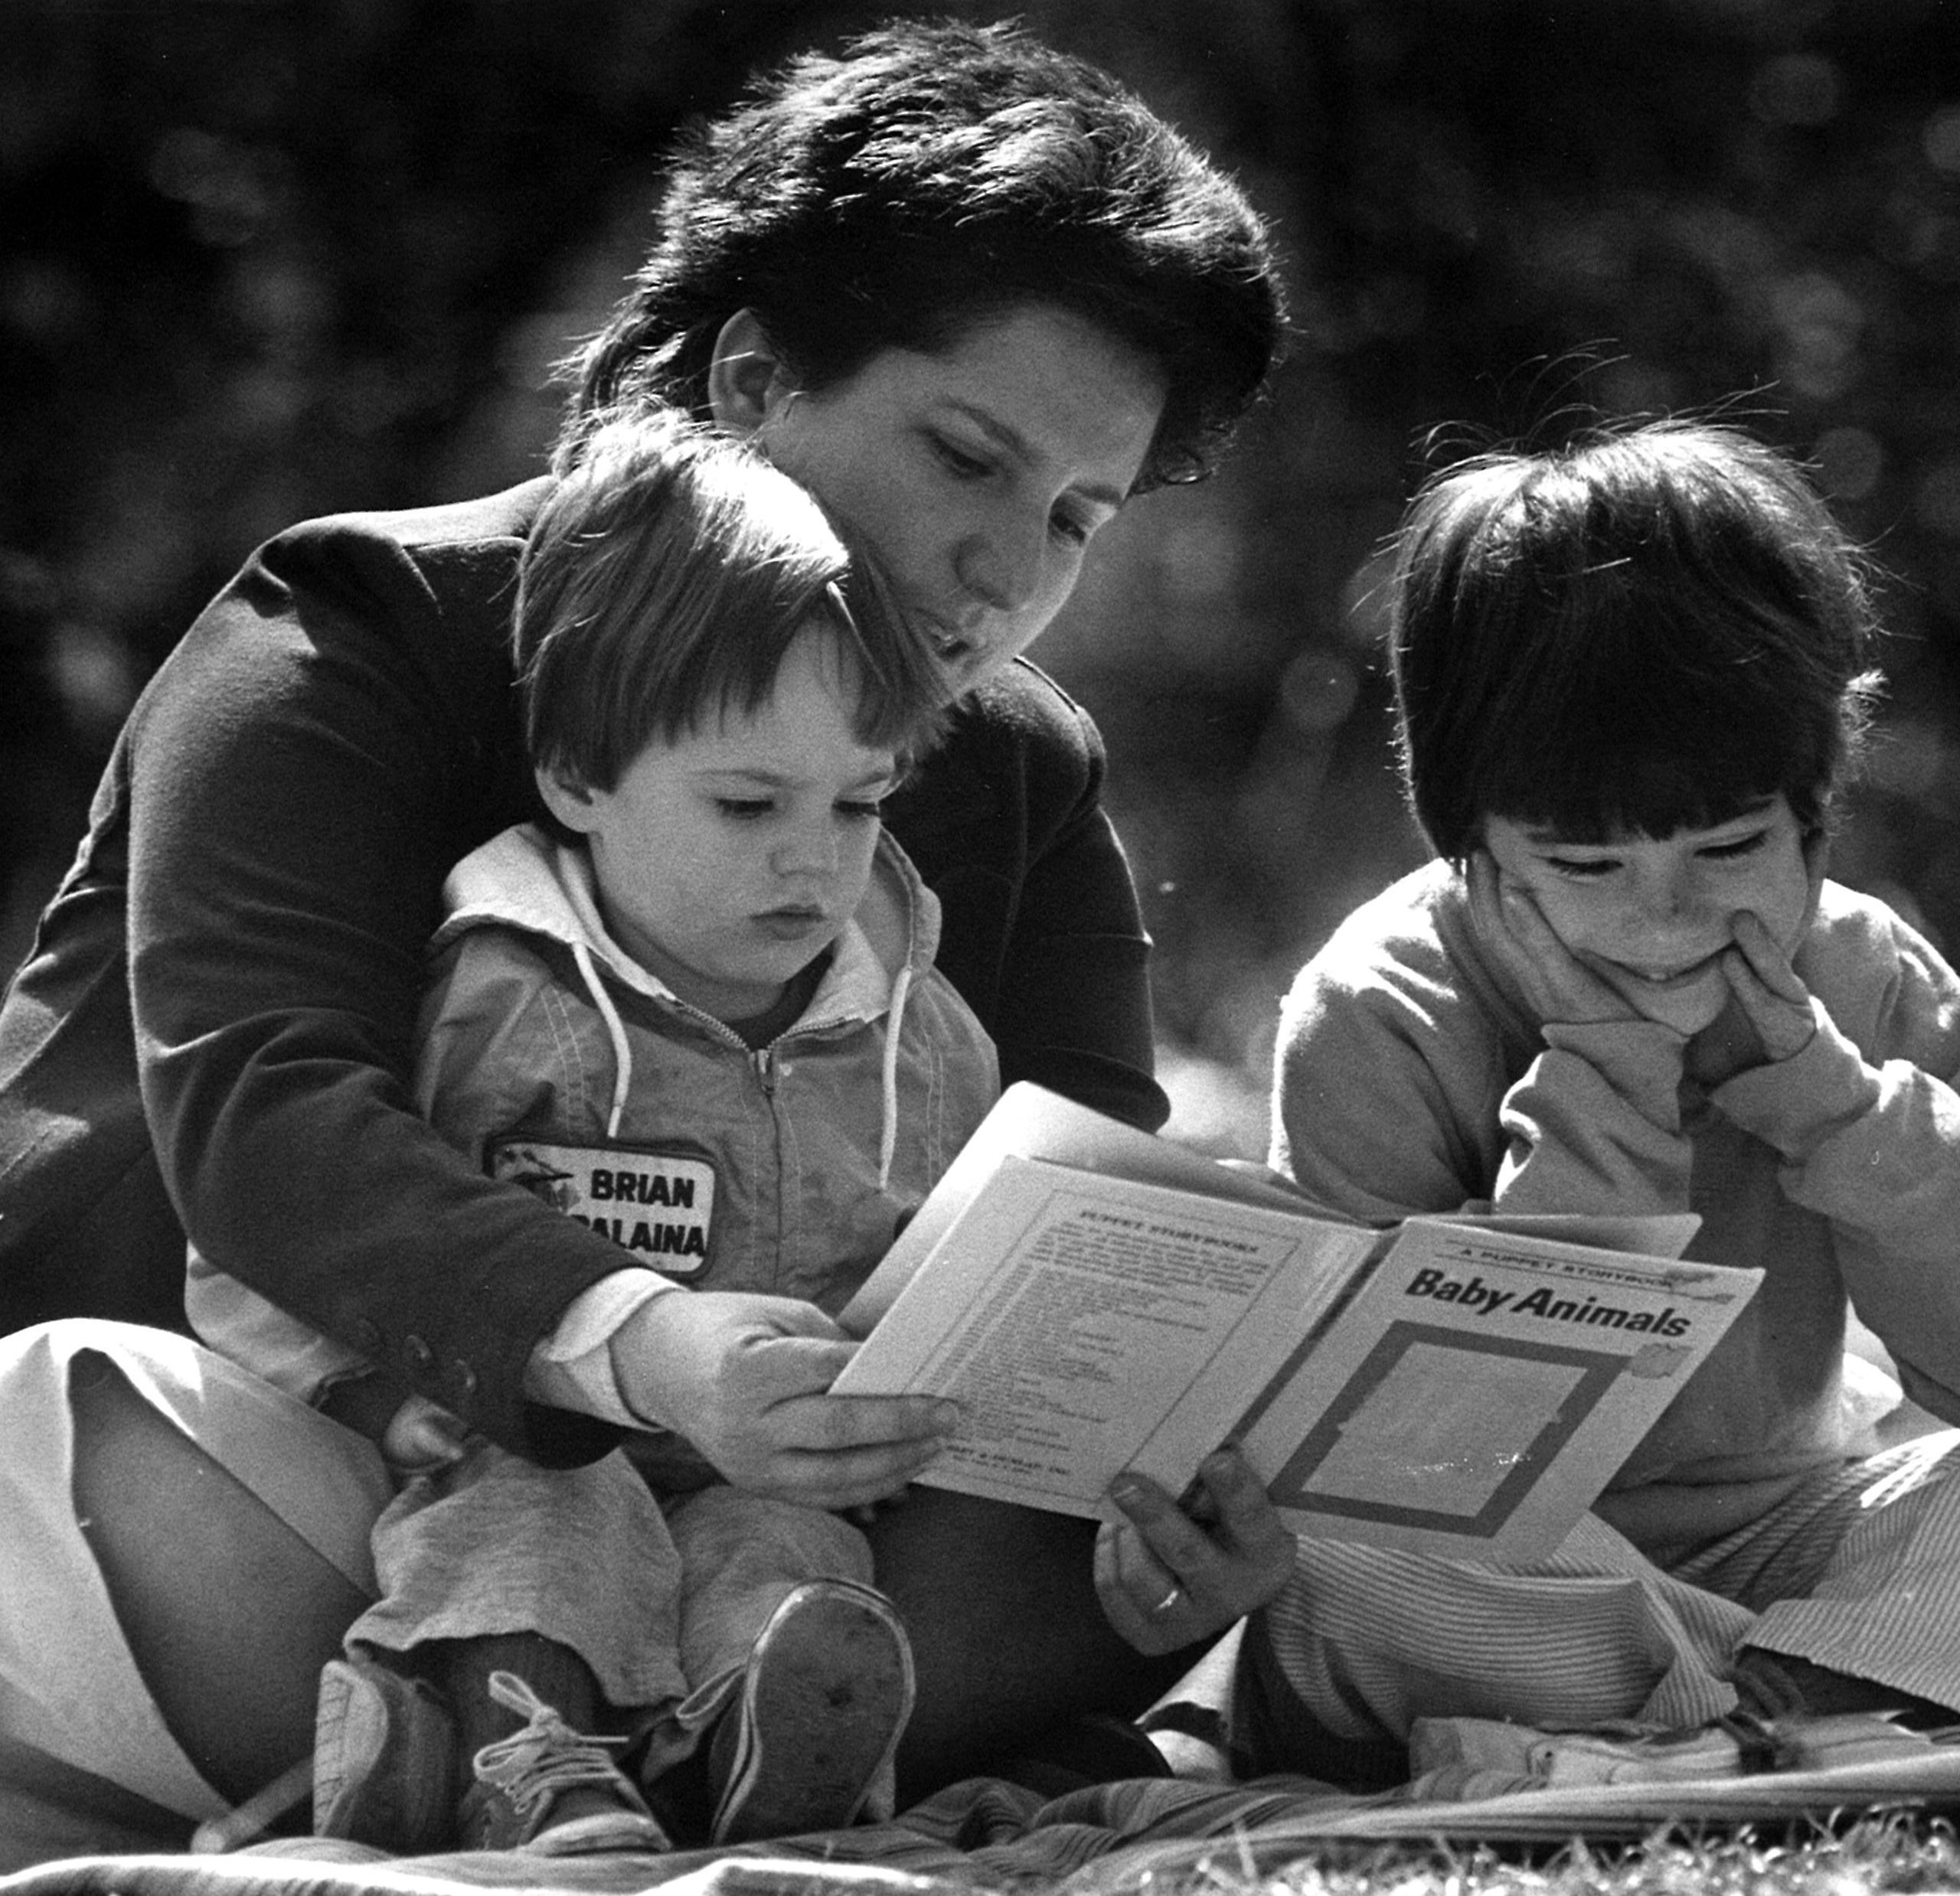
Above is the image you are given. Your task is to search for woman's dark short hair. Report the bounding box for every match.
[1387,419,1884,861]
[517,407,947,795]
[560,18,1284,491]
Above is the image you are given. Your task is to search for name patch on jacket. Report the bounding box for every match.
[487,1137,715,1276]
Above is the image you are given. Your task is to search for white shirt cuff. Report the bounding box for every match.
[524,1271,679,1426]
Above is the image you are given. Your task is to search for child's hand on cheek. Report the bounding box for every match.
[1710,909,1818,1072]
[1467,851,1640,1029]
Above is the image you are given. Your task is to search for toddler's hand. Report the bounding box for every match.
[1466,852,1637,1028]
[609,1291,958,1509]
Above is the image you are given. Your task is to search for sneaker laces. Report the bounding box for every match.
[471,1672,635,1820]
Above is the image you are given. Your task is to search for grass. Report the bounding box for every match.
[1086,1817,1960,1896]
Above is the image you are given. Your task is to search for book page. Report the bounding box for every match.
[831,1154,1378,1517]
[838,1082,1318,1336]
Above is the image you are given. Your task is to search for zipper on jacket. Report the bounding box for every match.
[751,1046,777,1095]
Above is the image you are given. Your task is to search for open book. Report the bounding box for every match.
[831,1084,1760,1562]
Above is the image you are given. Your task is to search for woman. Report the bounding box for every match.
[0,18,1293,1847]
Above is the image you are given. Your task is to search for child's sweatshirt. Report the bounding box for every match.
[1273,862,1960,1559]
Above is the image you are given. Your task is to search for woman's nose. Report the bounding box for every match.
[954,521,1041,614]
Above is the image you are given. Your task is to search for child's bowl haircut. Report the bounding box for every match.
[514,406,947,796]
[1387,419,1884,860]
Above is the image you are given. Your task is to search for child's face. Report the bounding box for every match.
[1480,796,1818,1036]
[542,626,899,1021]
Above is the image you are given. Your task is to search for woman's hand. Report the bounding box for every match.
[609,1291,958,1510]
[1093,1449,1298,1656]
[1465,851,1638,1028]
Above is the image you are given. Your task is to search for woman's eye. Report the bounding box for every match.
[1050,509,1092,548]
[838,798,886,822]
[716,798,773,820]
[1545,857,1617,881]
[932,436,990,479]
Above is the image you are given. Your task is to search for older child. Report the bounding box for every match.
[1248,419,1960,1785]
[188,410,998,1852]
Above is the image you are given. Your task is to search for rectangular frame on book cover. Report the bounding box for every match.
[1263,1321,1625,1541]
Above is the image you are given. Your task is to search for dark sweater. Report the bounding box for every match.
[0,480,1165,1460]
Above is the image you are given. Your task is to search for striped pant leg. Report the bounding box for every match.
[1694,1430,1960,1711]
[1240,1513,1753,1767]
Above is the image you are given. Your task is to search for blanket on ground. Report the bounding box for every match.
[16,1744,1960,1896]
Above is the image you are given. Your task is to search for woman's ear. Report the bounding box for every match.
[706,308,796,438]
[535,763,601,834]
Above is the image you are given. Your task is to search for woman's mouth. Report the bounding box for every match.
[921,618,985,676]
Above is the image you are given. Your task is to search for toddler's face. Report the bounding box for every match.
[1481,797,1817,1036]
[542,625,898,1022]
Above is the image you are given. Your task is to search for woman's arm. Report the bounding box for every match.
[115,492,632,1460]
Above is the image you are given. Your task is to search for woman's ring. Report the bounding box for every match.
[1151,1582,1184,1615]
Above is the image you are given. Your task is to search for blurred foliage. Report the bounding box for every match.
[5,0,1960,1157]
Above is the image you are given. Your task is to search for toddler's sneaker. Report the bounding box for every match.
[313,1654,458,1853]
[459,1671,671,1856]
[708,1578,915,1845]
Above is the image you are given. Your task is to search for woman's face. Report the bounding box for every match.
[716,303,1168,692]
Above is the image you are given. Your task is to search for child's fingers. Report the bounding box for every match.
[681,1327,959,1498]
[799,1386,962,1449]
[801,1431,950,1505]
[1719,945,1817,1065]
[732,1362,959,1460]
[727,1406,952,1508]
[1721,911,1818,1064]
[1467,851,1627,1024]
[1727,909,1809,1003]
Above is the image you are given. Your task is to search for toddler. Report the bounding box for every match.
[188,409,996,1850]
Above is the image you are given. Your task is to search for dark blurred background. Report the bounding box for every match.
[6,0,1960,1159]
